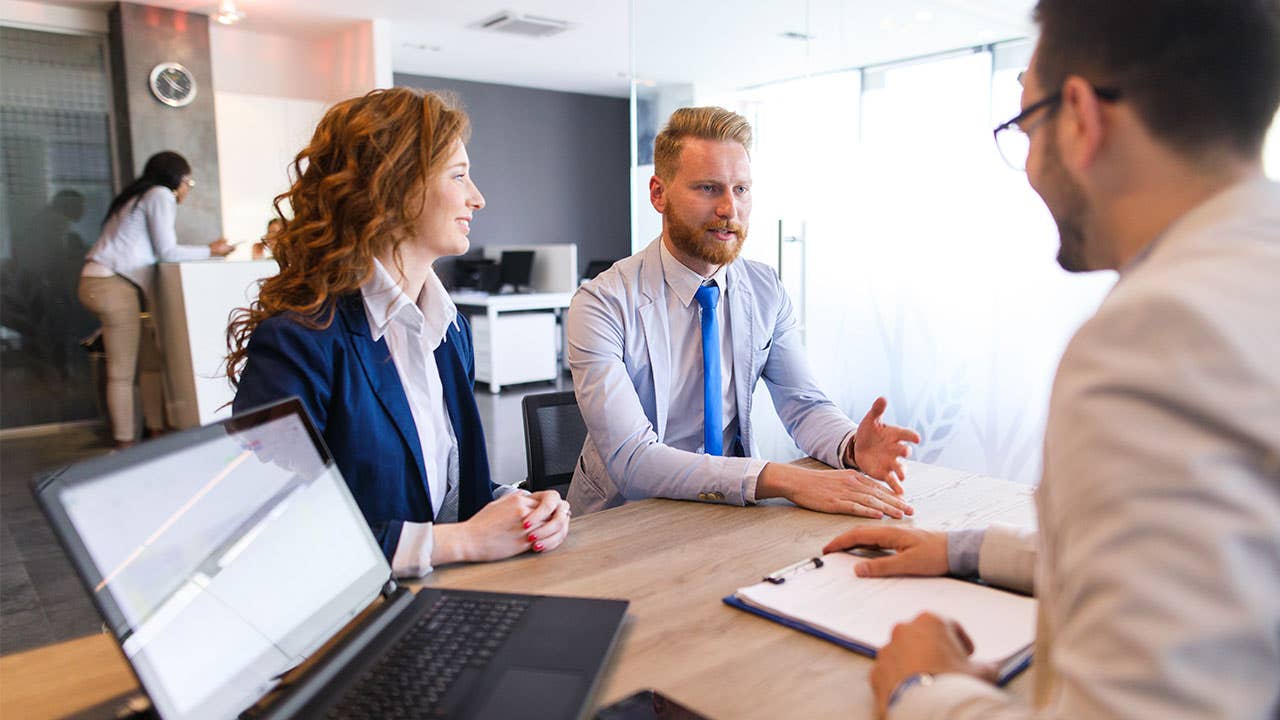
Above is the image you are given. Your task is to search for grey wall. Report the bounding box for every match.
[109,2,222,246]
[394,73,630,282]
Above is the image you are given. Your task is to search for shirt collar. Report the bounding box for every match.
[659,236,731,308]
[360,257,458,348]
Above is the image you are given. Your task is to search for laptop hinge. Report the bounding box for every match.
[254,586,416,720]
[381,577,399,598]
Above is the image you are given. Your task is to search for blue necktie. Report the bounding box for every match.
[694,282,723,456]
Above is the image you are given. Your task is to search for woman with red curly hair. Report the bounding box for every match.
[227,88,569,576]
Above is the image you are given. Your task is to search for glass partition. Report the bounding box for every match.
[630,1,1116,484]
[0,26,115,429]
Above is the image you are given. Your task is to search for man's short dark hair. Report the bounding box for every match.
[1033,0,1280,159]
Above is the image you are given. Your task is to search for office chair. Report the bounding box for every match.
[521,391,588,499]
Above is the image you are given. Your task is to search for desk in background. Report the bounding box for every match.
[156,259,276,428]
[0,462,1034,719]
[450,291,573,393]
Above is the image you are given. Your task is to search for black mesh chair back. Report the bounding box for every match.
[522,391,588,498]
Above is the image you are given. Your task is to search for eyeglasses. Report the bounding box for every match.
[992,85,1121,171]
[181,177,196,188]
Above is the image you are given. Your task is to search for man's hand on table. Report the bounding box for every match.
[756,463,914,519]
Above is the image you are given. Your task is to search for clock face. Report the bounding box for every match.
[149,63,197,108]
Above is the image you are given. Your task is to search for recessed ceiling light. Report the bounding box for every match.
[214,0,244,25]
[780,31,815,41]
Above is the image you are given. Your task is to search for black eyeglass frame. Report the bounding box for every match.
[992,85,1122,168]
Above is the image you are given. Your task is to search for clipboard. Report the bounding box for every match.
[722,551,1035,686]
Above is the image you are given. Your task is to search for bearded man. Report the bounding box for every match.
[566,106,919,516]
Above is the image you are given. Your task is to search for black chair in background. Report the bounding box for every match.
[521,391,588,498]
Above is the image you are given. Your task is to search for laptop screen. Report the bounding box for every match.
[35,399,391,720]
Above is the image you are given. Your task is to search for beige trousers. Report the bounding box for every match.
[77,274,165,441]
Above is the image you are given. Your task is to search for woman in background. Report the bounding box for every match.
[79,151,233,448]
[227,88,569,576]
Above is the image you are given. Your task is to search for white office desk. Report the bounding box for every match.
[449,291,574,393]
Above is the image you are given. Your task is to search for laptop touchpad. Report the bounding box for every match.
[474,667,585,720]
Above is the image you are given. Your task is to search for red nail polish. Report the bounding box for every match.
[528,533,537,542]
[534,542,544,552]
[522,520,531,529]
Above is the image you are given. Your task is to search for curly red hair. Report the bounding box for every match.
[226,87,470,387]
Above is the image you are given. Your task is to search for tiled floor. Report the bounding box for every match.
[0,376,567,655]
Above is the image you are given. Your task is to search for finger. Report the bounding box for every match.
[951,620,976,656]
[843,501,884,519]
[861,494,905,519]
[527,498,569,534]
[860,396,888,426]
[896,426,922,444]
[880,468,904,495]
[863,481,912,514]
[532,515,570,552]
[520,492,560,525]
[823,525,916,553]
[853,552,917,578]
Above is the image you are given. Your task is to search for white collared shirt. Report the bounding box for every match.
[360,258,458,577]
[658,239,742,456]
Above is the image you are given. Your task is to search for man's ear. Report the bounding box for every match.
[649,175,666,213]
[1059,75,1106,172]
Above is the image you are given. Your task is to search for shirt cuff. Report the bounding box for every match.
[946,529,984,578]
[391,521,435,578]
[837,430,857,469]
[742,457,769,504]
[887,673,1013,720]
[493,482,527,498]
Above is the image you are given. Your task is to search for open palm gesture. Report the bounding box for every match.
[849,397,920,492]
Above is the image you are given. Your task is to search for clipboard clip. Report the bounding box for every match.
[763,556,824,585]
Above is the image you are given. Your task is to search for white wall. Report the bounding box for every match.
[214,92,326,245]
[209,20,387,246]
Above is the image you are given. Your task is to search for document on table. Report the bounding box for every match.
[725,551,1036,683]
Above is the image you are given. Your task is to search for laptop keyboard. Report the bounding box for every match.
[327,593,532,719]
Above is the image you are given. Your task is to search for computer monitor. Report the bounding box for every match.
[499,250,535,292]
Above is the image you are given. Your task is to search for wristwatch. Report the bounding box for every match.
[887,672,935,709]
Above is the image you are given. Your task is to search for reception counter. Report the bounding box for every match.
[156,259,275,429]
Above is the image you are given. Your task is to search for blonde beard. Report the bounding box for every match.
[666,211,747,266]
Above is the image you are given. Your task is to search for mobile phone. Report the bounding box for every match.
[594,689,711,720]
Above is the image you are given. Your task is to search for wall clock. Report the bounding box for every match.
[149,62,197,108]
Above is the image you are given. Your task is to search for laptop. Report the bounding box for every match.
[33,398,629,720]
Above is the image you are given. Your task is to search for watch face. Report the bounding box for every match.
[149,63,197,107]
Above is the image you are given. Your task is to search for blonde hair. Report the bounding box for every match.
[652,106,752,180]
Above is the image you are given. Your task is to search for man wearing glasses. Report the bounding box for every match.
[823,0,1280,717]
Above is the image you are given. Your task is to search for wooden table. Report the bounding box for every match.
[0,462,1035,719]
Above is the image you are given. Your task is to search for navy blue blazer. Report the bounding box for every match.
[233,293,495,560]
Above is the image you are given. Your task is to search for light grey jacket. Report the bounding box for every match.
[893,176,1280,719]
[566,238,856,514]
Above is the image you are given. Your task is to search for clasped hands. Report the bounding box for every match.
[432,490,570,566]
[824,526,998,717]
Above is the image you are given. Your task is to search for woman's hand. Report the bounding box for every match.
[432,491,571,565]
[523,490,571,553]
[209,238,234,256]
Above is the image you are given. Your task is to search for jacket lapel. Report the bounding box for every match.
[726,263,755,456]
[337,295,431,508]
[638,238,671,440]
